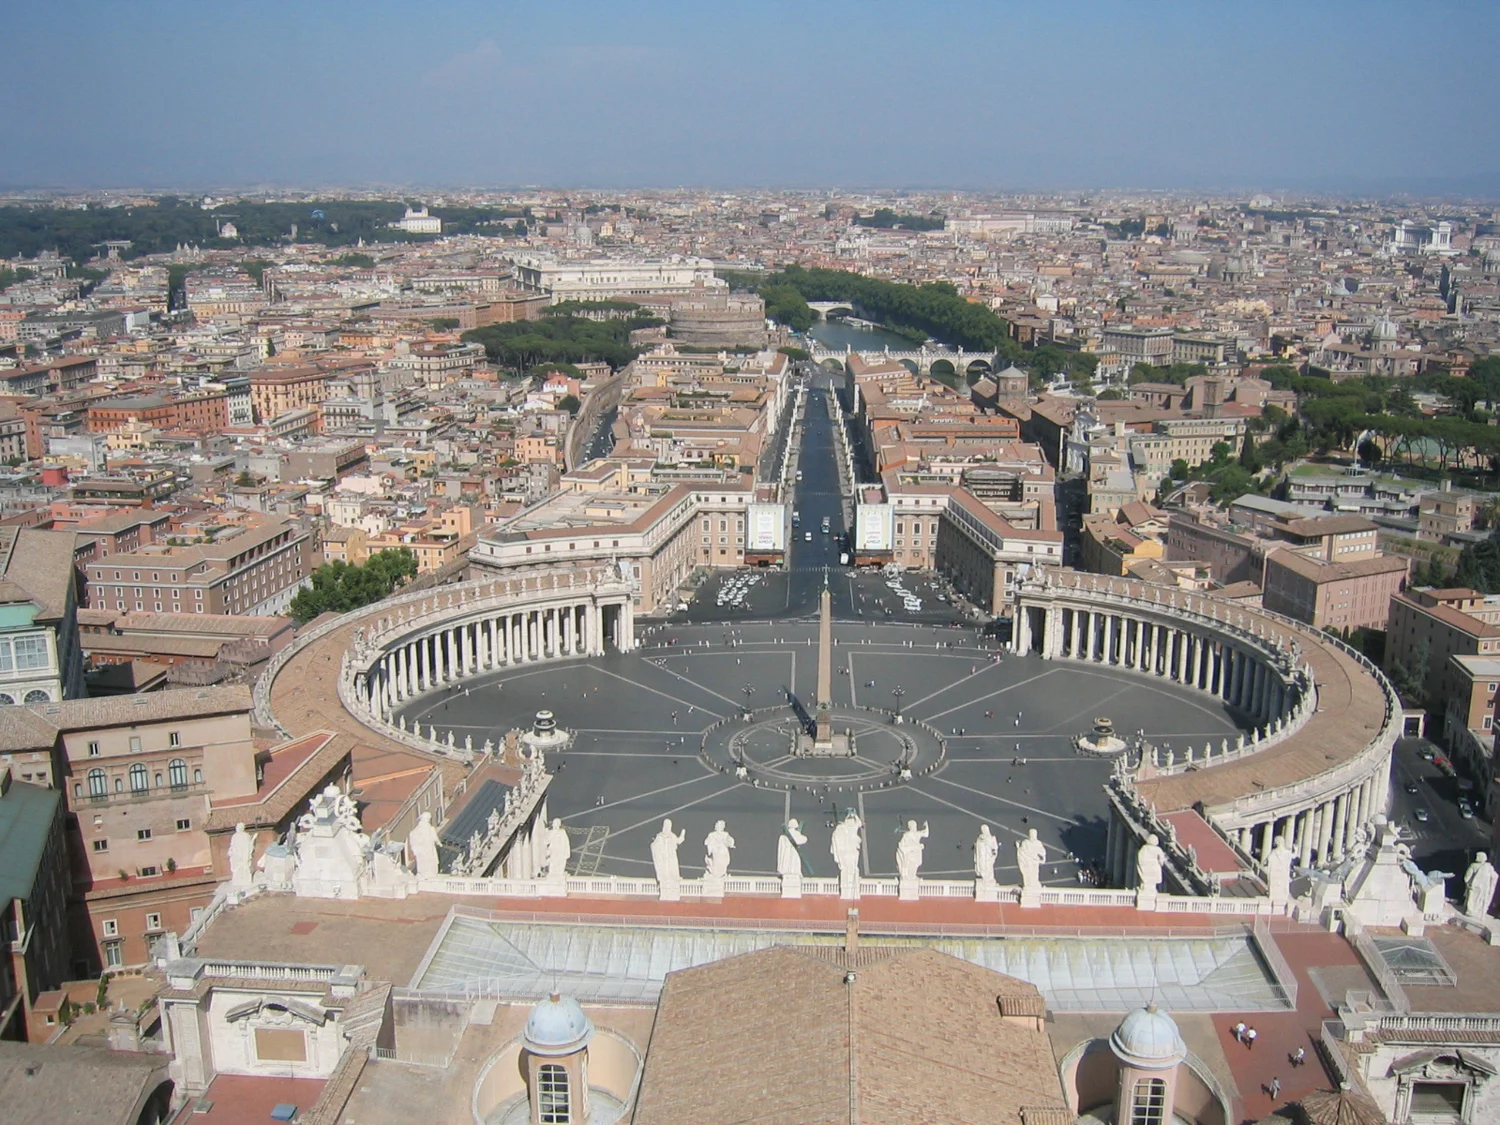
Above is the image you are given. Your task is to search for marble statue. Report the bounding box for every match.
[228,823,256,887]
[1464,852,1498,918]
[703,820,736,879]
[1015,828,1046,891]
[1266,834,1295,905]
[543,818,571,882]
[778,819,807,880]
[1136,833,1166,894]
[406,812,441,879]
[973,825,999,884]
[895,820,930,882]
[651,819,687,894]
[831,810,864,897]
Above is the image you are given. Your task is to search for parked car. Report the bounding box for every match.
[1458,800,1475,820]
[1414,807,1431,823]
[1405,781,1420,794]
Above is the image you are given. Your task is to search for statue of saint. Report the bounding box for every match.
[896,820,930,882]
[1266,835,1295,903]
[974,825,999,884]
[1136,833,1166,893]
[830,811,863,890]
[777,818,807,879]
[406,811,441,879]
[1464,852,1499,918]
[228,822,256,887]
[1015,827,1046,891]
[544,818,571,881]
[703,819,736,879]
[651,819,687,886]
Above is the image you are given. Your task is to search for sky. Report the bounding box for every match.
[3,0,1498,195]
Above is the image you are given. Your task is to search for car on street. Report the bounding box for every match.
[1405,781,1420,794]
[1459,799,1475,819]
[1418,747,1436,761]
[1414,807,1431,822]
[804,531,813,541]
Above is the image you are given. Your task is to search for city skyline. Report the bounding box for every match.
[3,0,1499,196]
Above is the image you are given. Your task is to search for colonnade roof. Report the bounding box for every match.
[1038,571,1393,814]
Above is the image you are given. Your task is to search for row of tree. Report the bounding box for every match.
[462,311,661,372]
[853,208,945,231]
[289,549,418,625]
[0,197,537,262]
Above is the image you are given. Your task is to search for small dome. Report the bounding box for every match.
[1109,1003,1186,1069]
[524,993,593,1057]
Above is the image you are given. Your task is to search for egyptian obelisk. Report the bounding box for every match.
[814,581,834,746]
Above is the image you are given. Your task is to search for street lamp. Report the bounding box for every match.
[742,684,755,719]
[891,685,905,723]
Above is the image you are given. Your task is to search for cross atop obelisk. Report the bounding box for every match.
[814,580,834,745]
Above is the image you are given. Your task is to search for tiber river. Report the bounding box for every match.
[803,318,920,352]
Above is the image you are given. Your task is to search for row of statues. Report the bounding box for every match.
[647,814,1065,892]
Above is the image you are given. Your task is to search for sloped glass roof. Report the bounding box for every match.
[412,910,1286,1012]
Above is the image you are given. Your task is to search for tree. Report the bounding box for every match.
[1454,531,1500,594]
[778,345,811,362]
[557,394,581,415]
[288,549,417,624]
[234,470,254,487]
[1357,437,1382,467]
[1238,432,1261,472]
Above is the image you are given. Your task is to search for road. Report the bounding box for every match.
[1386,735,1491,880]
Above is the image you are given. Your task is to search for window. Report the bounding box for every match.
[193,768,203,784]
[101,919,119,937]
[103,941,122,968]
[537,1063,570,1124]
[138,865,158,876]
[87,740,100,757]
[92,838,109,853]
[176,817,191,831]
[168,731,181,748]
[88,768,107,798]
[1129,1077,1167,1125]
[145,913,162,931]
[137,828,152,841]
[129,763,148,793]
[1409,1081,1466,1117]
[169,759,187,789]
[129,736,142,753]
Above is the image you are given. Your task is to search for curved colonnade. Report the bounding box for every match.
[255,564,636,764]
[1013,570,1401,892]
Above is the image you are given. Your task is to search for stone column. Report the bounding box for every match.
[1296,808,1315,867]
[1105,615,1117,665]
[1330,792,1349,861]
[1070,609,1082,659]
[1084,612,1097,660]
[1258,820,1273,862]
[1315,802,1334,865]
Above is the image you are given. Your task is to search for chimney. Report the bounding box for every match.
[845,908,859,953]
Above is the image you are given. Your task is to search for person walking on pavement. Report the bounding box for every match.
[1290,1046,1305,1067]
[1268,1076,1280,1100]
[1245,1027,1258,1050]
[1231,1022,1246,1044]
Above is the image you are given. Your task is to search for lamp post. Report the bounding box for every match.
[892,685,905,723]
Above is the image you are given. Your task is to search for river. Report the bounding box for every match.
[803,318,920,352]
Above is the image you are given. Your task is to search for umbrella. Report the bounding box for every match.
[1296,1087,1388,1125]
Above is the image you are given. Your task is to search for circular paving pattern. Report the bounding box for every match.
[395,615,1246,886]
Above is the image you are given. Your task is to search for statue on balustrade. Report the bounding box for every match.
[778,818,808,879]
[973,825,999,885]
[1015,828,1046,891]
[1136,833,1166,894]
[704,819,736,879]
[1266,835,1295,904]
[896,820,930,882]
[831,810,864,895]
[1464,852,1499,919]
[543,818,571,882]
[651,819,687,888]
[406,812,441,880]
[228,823,257,888]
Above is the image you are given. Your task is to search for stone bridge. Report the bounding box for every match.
[808,343,1002,379]
[806,300,856,320]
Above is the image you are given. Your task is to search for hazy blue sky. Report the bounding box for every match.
[3,0,1497,194]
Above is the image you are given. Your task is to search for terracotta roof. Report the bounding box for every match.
[633,944,1069,1125]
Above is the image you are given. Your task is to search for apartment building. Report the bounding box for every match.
[0,528,87,706]
[390,341,486,388]
[0,766,70,1040]
[1261,550,1408,631]
[1127,417,1247,478]
[85,389,229,434]
[248,366,337,422]
[83,516,312,617]
[1385,589,1500,727]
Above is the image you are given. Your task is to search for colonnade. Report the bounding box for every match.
[359,598,630,719]
[1016,601,1289,725]
[1229,772,1385,870]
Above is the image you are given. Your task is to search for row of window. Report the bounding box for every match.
[86,732,181,756]
[91,818,191,851]
[0,689,51,705]
[0,634,51,673]
[79,760,198,798]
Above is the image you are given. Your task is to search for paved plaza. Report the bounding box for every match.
[398,615,1244,885]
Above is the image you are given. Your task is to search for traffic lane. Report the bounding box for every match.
[1388,737,1490,870]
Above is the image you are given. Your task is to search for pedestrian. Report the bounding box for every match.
[1232,1022,1246,1044]
[1291,1046,1305,1067]
[1245,1027,1257,1050]
[1269,1077,1280,1100]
